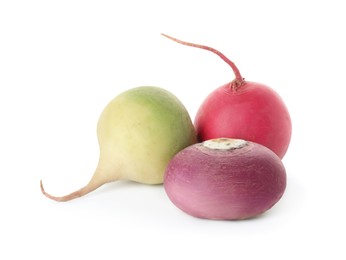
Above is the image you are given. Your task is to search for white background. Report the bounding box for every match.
[1,0,345,259]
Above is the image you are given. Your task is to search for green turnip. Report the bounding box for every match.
[41,86,197,202]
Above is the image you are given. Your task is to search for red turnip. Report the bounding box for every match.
[162,34,292,158]
[164,138,286,220]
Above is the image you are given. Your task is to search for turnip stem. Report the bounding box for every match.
[161,33,244,89]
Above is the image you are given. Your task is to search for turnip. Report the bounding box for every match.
[164,138,286,220]
[40,86,197,202]
[162,34,292,158]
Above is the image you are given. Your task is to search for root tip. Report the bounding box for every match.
[40,179,46,194]
[39,179,66,202]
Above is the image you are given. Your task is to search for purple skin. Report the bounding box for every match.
[164,138,286,220]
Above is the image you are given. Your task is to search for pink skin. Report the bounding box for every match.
[162,34,292,159]
[164,139,286,220]
[195,82,291,158]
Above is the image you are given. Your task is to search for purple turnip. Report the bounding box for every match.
[164,138,286,220]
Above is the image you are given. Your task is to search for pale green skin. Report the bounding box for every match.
[97,86,197,184]
[40,86,196,201]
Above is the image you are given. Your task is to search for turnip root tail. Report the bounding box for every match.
[40,168,116,202]
[161,33,244,91]
[40,180,102,202]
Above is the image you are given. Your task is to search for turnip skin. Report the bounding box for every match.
[164,138,286,220]
[41,86,197,202]
[161,34,292,159]
[96,86,197,184]
[195,81,292,159]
